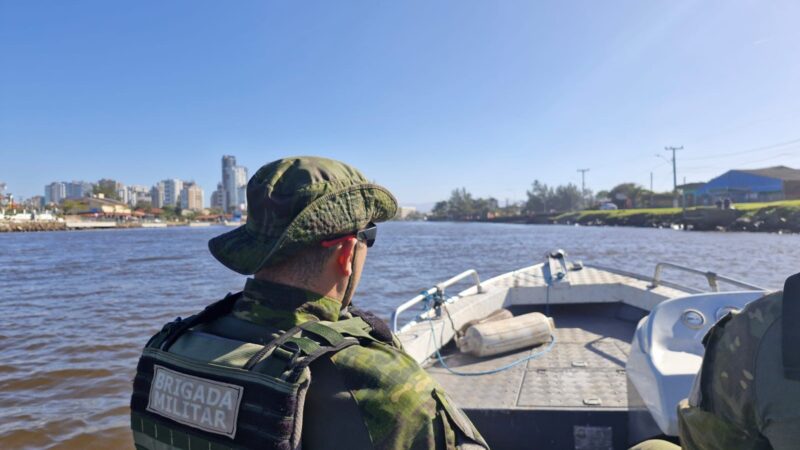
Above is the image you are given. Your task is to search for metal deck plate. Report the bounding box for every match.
[427,308,637,410]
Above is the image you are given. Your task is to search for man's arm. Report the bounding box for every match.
[320,342,488,449]
[677,293,784,450]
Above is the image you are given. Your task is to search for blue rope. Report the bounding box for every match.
[427,317,556,377]
[420,290,436,310]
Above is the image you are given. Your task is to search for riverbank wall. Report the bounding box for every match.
[0,221,203,233]
[0,222,68,232]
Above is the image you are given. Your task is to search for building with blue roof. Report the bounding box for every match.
[694,166,800,204]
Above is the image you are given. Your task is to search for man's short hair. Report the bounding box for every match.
[274,244,338,285]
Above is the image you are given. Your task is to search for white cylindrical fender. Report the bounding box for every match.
[458,312,555,357]
[457,308,514,336]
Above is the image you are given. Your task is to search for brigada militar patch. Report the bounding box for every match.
[147,365,244,439]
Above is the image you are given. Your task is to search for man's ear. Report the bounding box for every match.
[334,237,357,276]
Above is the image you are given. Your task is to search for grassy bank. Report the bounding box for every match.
[553,200,800,232]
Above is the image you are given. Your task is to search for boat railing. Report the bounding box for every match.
[391,269,483,332]
[649,262,765,292]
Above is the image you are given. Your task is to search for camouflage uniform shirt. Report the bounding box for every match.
[677,291,800,449]
[231,278,488,450]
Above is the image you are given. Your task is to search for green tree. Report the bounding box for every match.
[432,200,449,218]
[159,205,179,220]
[448,188,474,219]
[430,188,499,220]
[609,183,649,208]
[94,179,121,200]
[524,180,551,214]
[552,183,582,212]
[61,199,85,214]
[134,201,152,212]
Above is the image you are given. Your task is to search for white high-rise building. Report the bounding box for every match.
[125,185,150,207]
[233,166,248,210]
[162,179,183,207]
[221,155,248,212]
[44,182,67,205]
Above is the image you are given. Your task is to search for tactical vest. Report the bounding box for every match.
[130,293,380,450]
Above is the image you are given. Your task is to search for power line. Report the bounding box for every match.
[681,150,800,173]
[682,137,800,161]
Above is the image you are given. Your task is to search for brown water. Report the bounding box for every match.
[1,222,798,449]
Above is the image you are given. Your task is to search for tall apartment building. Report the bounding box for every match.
[210,182,224,210]
[180,182,204,211]
[44,182,67,205]
[124,185,150,207]
[65,181,93,199]
[221,155,248,212]
[116,184,127,203]
[150,182,165,209]
[162,179,183,207]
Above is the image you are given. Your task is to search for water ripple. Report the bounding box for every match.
[0,223,797,448]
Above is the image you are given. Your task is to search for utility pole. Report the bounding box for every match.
[665,146,683,207]
[650,172,654,207]
[577,168,590,208]
[682,176,687,210]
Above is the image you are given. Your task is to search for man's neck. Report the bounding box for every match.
[254,273,344,303]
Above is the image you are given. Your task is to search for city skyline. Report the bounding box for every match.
[14,155,251,211]
[33,177,208,211]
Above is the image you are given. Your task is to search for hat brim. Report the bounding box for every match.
[208,226,279,275]
[209,184,398,275]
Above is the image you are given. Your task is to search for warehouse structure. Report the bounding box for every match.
[694,166,800,203]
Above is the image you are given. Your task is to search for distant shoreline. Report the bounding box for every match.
[0,221,224,233]
[6,201,799,234]
[425,200,800,234]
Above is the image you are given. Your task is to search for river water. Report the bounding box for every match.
[1,222,798,449]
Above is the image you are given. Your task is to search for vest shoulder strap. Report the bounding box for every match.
[146,291,242,351]
[319,317,377,342]
[244,318,380,382]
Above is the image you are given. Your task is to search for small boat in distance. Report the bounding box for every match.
[392,251,767,450]
[222,210,245,226]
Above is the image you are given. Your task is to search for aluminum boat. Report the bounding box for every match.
[391,251,767,450]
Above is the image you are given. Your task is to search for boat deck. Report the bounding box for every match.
[427,303,643,411]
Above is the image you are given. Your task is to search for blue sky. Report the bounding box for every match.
[2,0,799,208]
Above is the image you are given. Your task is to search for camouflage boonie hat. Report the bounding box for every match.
[209,156,398,275]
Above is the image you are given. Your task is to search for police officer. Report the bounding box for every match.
[631,272,800,450]
[131,156,488,450]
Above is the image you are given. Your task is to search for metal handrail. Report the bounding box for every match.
[391,269,483,332]
[650,262,765,292]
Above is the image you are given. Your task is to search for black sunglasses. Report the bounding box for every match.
[321,222,378,248]
[356,222,377,248]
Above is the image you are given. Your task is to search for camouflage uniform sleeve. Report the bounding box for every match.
[330,341,489,450]
[753,295,800,449]
[677,292,784,450]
